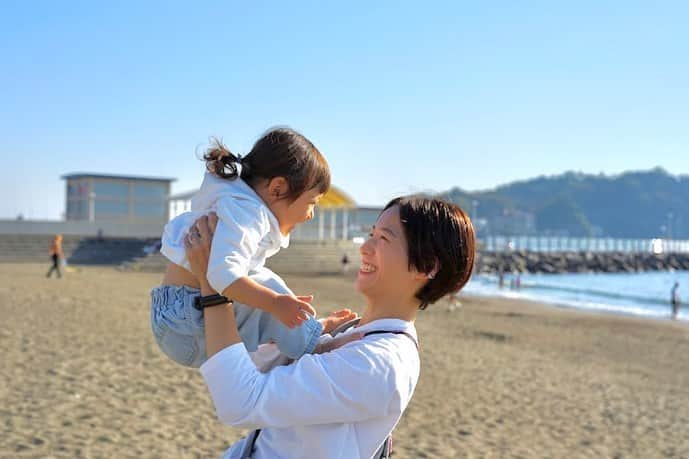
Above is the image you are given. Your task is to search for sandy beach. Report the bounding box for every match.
[1,263,688,459]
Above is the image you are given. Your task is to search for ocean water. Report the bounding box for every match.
[463,271,688,321]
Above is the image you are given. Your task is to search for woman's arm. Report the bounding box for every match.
[200,335,417,429]
[185,214,242,357]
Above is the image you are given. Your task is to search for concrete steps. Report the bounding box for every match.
[0,234,157,265]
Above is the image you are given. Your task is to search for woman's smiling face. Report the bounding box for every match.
[355,205,419,301]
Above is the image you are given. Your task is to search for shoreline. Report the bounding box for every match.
[465,270,687,323]
[461,291,685,328]
[461,290,686,325]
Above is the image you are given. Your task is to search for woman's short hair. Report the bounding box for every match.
[383,196,476,309]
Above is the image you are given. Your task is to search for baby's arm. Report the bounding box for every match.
[221,278,315,329]
[202,203,315,328]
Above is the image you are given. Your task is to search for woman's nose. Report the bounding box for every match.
[359,238,374,256]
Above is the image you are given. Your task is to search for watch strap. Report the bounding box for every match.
[194,293,231,310]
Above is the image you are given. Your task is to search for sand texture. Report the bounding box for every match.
[1,263,688,458]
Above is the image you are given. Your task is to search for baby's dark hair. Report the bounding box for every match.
[203,127,330,201]
[383,196,476,310]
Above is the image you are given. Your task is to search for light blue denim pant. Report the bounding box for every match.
[150,267,323,368]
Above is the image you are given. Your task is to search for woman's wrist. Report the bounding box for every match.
[204,301,242,357]
[199,278,217,297]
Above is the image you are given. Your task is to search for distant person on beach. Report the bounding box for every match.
[671,282,680,319]
[341,253,350,274]
[46,234,63,278]
[185,195,476,458]
[152,127,341,369]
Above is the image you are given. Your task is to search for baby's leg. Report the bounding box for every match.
[150,285,206,367]
[234,267,323,359]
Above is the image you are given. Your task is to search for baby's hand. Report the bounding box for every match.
[272,294,316,329]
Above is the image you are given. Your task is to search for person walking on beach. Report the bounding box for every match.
[671,282,680,319]
[341,253,350,274]
[46,234,63,278]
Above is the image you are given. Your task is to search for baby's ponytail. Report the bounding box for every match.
[203,138,242,179]
[201,127,330,198]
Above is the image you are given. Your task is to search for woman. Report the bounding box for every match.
[186,196,475,458]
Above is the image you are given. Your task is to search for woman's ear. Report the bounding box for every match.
[413,259,439,281]
[268,177,289,199]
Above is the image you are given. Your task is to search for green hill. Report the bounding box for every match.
[440,168,688,238]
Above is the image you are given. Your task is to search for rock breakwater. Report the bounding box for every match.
[477,251,689,274]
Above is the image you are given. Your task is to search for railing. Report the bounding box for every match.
[480,235,689,254]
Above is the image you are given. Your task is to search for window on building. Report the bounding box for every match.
[67,199,88,220]
[94,181,129,199]
[134,202,165,218]
[95,200,128,217]
[132,183,167,200]
[67,181,90,199]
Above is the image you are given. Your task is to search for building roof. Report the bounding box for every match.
[170,185,356,208]
[320,186,356,208]
[62,173,176,183]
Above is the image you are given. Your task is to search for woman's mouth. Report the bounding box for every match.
[360,262,377,274]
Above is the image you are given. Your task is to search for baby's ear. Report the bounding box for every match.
[268,177,290,198]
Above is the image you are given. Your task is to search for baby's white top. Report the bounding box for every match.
[160,172,289,293]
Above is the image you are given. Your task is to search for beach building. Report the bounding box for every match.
[63,173,174,224]
[0,173,175,239]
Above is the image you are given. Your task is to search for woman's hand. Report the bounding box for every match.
[319,309,358,335]
[312,309,361,353]
[313,330,364,354]
[184,213,218,285]
[188,212,242,357]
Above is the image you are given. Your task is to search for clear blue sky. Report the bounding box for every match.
[1,1,687,219]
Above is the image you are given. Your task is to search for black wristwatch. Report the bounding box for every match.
[193,293,231,310]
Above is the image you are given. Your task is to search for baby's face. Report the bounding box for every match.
[275,188,323,235]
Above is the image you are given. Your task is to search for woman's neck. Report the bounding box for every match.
[358,296,418,327]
